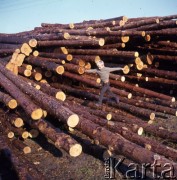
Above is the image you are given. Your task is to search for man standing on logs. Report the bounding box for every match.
[85,60,122,105]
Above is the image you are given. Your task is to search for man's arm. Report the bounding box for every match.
[85,69,97,73]
[106,67,123,72]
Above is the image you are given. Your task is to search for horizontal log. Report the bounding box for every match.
[67,48,139,58]
[37,38,105,47]
[25,56,65,75]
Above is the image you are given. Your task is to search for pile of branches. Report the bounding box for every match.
[0,14,177,179]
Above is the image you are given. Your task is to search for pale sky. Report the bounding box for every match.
[0,0,177,33]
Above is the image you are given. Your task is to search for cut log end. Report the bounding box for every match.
[99,38,105,46]
[150,112,155,120]
[35,85,41,90]
[8,99,18,109]
[121,76,125,82]
[29,39,38,47]
[31,108,43,120]
[78,67,85,75]
[67,114,79,128]
[64,32,70,40]
[145,35,151,42]
[8,131,14,139]
[23,146,31,154]
[24,69,32,77]
[141,31,146,37]
[43,110,48,118]
[128,93,132,99]
[106,113,112,121]
[171,97,175,102]
[69,144,82,157]
[78,59,85,67]
[137,127,144,135]
[121,43,125,48]
[33,50,39,57]
[22,131,29,139]
[121,36,129,43]
[66,54,73,61]
[96,78,101,84]
[61,47,68,54]
[14,118,24,128]
[69,23,74,29]
[56,91,66,101]
[34,72,42,81]
[56,66,65,75]
[134,52,139,58]
[123,65,130,74]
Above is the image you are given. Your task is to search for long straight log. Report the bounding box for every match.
[54,83,155,120]
[0,63,79,128]
[0,72,43,120]
[67,48,139,58]
[65,99,177,161]
[0,91,18,109]
[140,67,177,80]
[25,56,65,75]
[38,52,73,61]
[20,76,66,101]
[17,110,82,157]
[111,18,159,30]
[135,20,177,31]
[109,79,175,102]
[73,113,177,176]
[37,38,105,47]
[67,95,177,142]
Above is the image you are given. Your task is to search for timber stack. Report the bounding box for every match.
[0,14,177,178]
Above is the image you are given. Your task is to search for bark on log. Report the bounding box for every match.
[39,52,73,61]
[0,91,18,109]
[0,135,45,179]
[37,38,105,47]
[0,71,43,120]
[53,83,155,120]
[109,79,175,102]
[65,99,177,161]
[67,48,139,58]
[20,76,66,101]
[74,113,177,176]
[25,56,65,75]
[17,111,82,157]
[0,63,79,128]
[141,67,177,80]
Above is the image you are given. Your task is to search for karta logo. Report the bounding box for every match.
[104,155,176,179]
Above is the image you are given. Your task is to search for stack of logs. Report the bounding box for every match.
[0,14,177,178]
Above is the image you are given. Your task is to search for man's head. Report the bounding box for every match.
[96,60,104,69]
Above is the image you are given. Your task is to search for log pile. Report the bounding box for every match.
[0,14,177,178]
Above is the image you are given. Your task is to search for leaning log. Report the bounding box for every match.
[65,99,177,161]
[0,63,79,128]
[0,91,18,109]
[0,72,43,120]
